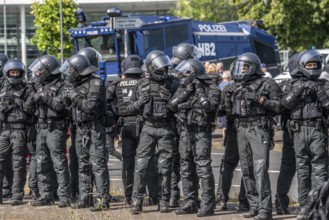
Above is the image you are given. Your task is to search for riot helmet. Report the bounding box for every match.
[0,53,9,76]
[59,54,98,83]
[297,50,324,79]
[175,59,209,87]
[3,59,26,86]
[288,52,301,78]
[121,54,143,75]
[171,43,203,66]
[77,47,102,67]
[232,52,262,82]
[28,55,61,84]
[145,50,172,81]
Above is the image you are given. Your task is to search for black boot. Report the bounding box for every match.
[71,196,93,209]
[90,197,109,212]
[197,204,214,217]
[31,198,54,206]
[58,197,71,208]
[217,200,227,210]
[130,199,143,215]
[243,209,259,218]
[175,202,198,215]
[254,210,273,220]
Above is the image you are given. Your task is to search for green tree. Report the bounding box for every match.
[173,0,238,23]
[235,0,329,52]
[31,0,77,59]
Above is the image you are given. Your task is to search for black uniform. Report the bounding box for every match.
[275,80,296,214]
[128,50,179,214]
[169,59,220,217]
[0,59,31,205]
[281,50,329,219]
[227,53,282,220]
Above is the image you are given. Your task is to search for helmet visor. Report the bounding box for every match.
[59,60,73,76]
[233,61,255,79]
[174,60,194,76]
[191,45,203,59]
[151,55,172,70]
[28,58,46,77]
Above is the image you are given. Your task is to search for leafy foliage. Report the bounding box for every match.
[31,0,77,59]
[173,0,238,22]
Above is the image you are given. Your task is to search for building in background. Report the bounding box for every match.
[0,0,178,65]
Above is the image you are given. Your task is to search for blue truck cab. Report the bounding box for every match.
[69,9,281,81]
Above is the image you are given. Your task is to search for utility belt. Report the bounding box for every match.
[3,122,26,130]
[234,116,266,128]
[75,119,104,129]
[36,119,67,131]
[289,119,325,132]
[144,119,172,128]
[117,116,138,127]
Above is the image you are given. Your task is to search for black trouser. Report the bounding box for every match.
[27,126,38,194]
[179,128,215,211]
[170,134,181,202]
[106,126,122,161]
[293,125,328,207]
[36,127,70,200]
[2,149,13,196]
[75,120,109,202]
[122,122,158,201]
[0,128,26,201]
[132,123,174,207]
[69,126,79,198]
[216,121,248,204]
[275,126,296,210]
[237,125,272,213]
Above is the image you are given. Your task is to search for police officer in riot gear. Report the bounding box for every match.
[168,43,203,208]
[27,55,71,207]
[274,53,300,215]
[128,50,179,214]
[0,59,31,205]
[107,54,158,205]
[282,50,329,220]
[0,53,13,199]
[66,47,104,200]
[226,53,282,220]
[168,58,220,217]
[216,80,250,212]
[60,54,110,212]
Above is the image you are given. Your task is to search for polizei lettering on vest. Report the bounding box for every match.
[119,80,138,87]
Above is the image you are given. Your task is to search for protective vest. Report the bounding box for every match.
[0,83,28,123]
[37,78,65,120]
[142,78,175,121]
[231,77,267,117]
[72,76,106,122]
[290,80,324,120]
[186,80,219,127]
[116,77,139,116]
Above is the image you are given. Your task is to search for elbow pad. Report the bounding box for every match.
[317,89,329,109]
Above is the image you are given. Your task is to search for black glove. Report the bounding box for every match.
[225,84,237,95]
[33,92,41,102]
[159,86,171,101]
[3,94,16,103]
[137,93,150,106]
[244,91,259,102]
[304,81,318,92]
[68,89,79,102]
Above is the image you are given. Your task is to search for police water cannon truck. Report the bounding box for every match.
[70,8,281,81]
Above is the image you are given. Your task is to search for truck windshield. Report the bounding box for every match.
[77,34,124,61]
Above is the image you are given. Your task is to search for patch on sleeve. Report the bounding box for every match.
[94,80,101,86]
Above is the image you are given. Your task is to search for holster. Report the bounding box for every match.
[136,116,144,138]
